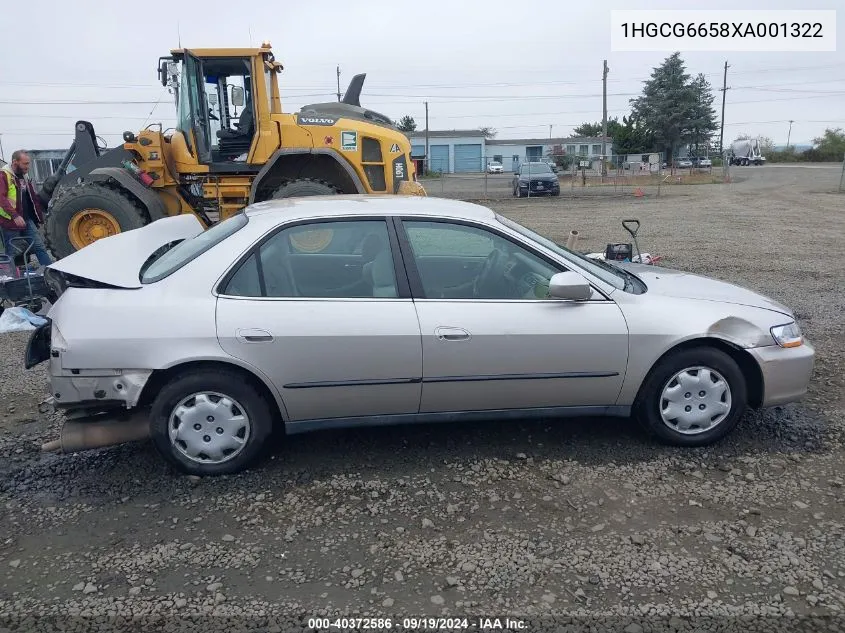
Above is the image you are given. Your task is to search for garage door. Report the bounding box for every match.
[412,144,426,159]
[454,144,482,172]
[429,145,449,173]
[526,146,543,161]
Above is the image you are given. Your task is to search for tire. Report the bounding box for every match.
[149,368,275,476]
[634,347,747,447]
[271,178,340,199]
[45,183,148,260]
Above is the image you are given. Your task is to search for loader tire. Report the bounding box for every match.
[271,178,340,199]
[45,183,148,260]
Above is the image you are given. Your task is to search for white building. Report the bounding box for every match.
[408,130,613,173]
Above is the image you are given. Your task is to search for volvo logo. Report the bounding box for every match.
[297,115,337,126]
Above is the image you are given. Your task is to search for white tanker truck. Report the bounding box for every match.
[728,138,766,166]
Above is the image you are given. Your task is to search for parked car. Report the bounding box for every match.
[29,196,814,476]
[487,161,504,174]
[676,158,693,169]
[512,162,560,197]
[695,157,713,168]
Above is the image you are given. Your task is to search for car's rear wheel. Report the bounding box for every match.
[635,347,747,447]
[150,369,274,475]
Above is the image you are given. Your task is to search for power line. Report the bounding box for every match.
[0,114,166,120]
[5,62,844,93]
[0,99,165,105]
[4,88,842,108]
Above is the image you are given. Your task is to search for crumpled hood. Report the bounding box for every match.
[616,263,794,316]
[47,214,206,289]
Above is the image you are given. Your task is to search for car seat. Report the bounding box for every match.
[363,251,397,297]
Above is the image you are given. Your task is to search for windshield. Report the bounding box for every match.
[521,163,551,174]
[495,214,643,292]
[140,213,248,283]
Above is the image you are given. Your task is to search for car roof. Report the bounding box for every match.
[243,195,497,224]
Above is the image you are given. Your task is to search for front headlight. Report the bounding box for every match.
[770,322,803,348]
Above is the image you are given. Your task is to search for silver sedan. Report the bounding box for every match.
[27,196,815,475]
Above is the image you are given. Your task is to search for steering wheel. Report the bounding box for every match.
[473,248,506,298]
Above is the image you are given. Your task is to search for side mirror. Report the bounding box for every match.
[231,85,245,107]
[159,61,168,87]
[548,271,592,301]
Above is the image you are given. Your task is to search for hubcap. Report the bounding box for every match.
[659,366,732,435]
[68,209,121,250]
[168,392,251,464]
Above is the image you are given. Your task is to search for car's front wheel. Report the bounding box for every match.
[635,347,747,447]
[150,369,275,476]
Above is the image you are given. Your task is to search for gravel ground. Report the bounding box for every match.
[0,164,843,632]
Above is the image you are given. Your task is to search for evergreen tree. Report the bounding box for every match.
[629,52,716,162]
[397,116,417,132]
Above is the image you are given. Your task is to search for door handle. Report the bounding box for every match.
[236,328,274,343]
[435,326,471,342]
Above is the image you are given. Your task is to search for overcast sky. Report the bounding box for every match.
[1,0,842,155]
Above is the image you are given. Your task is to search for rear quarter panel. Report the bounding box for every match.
[47,218,266,371]
[46,219,290,417]
[49,283,222,370]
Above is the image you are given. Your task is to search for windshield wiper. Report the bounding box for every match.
[609,263,642,292]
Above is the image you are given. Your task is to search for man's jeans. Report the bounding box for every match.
[2,219,53,273]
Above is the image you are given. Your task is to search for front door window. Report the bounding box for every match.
[397,219,629,414]
[402,220,562,300]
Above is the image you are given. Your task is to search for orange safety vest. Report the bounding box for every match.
[0,168,16,221]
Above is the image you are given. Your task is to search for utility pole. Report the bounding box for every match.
[425,101,430,172]
[787,120,794,150]
[601,60,609,159]
[336,65,341,102]
[549,124,552,139]
[718,61,730,157]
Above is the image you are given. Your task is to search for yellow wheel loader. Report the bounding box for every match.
[41,43,425,259]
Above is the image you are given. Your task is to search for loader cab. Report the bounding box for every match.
[167,47,279,171]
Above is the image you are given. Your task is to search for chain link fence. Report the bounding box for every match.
[413,153,729,200]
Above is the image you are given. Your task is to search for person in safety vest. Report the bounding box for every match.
[0,150,53,271]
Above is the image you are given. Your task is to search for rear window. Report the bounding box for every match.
[140,213,248,284]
